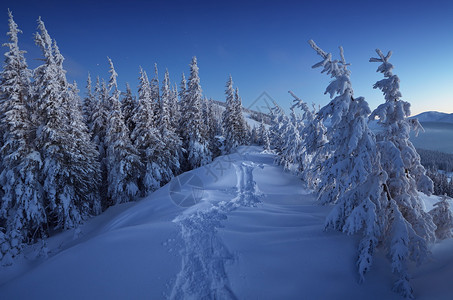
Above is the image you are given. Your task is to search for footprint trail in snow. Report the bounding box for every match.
[170,162,262,299]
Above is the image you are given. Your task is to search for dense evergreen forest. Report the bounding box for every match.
[0,11,262,265]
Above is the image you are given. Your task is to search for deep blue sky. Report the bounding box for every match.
[2,0,453,115]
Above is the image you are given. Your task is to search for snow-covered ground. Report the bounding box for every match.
[1,146,453,299]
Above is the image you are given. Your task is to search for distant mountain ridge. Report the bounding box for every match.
[410,111,453,124]
[408,111,453,153]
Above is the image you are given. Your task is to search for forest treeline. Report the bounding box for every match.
[0,12,271,265]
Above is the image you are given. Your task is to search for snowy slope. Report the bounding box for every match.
[1,147,453,299]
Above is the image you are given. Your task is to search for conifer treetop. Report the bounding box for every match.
[369,49,402,103]
[5,10,21,48]
[107,57,118,93]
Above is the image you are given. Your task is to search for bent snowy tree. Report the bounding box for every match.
[369,49,436,298]
[308,40,389,286]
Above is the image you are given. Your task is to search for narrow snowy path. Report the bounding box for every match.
[170,161,262,299]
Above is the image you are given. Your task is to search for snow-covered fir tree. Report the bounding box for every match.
[91,78,108,156]
[268,104,286,152]
[169,83,181,132]
[159,69,182,180]
[200,97,209,141]
[82,73,96,133]
[309,41,391,288]
[104,58,141,205]
[258,120,270,151]
[288,91,327,187]
[67,81,101,214]
[48,23,100,216]
[150,63,160,118]
[309,41,372,204]
[429,195,453,240]
[178,73,187,137]
[276,105,302,173]
[0,10,45,265]
[121,82,137,135]
[203,98,221,157]
[273,106,294,161]
[369,48,436,297]
[250,126,258,144]
[34,17,94,230]
[131,67,165,195]
[222,76,249,153]
[222,75,238,152]
[159,69,172,130]
[90,78,109,202]
[0,10,32,162]
[233,87,248,145]
[180,57,212,169]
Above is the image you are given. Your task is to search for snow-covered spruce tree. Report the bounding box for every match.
[90,78,109,204]
[159,69,172,130]
[82,73,96,130]
[200,97,209,141]
[180,57,212,169]
[104,58,141,205]
[178,73,188,138]
[250,126,258,144]
[0,10,46,265]
[369,49,437,297]
[222,75,238,152]
[268,104,286,152]
[131,67,165,195]
[34,17,95,229]
[222,77,249,153]
[258,120,270,151]
[121,82,137,135]
[255,125,261,145]
[53,43,100,216]
[0,9,32,168]
[151,63,160,118]
[159,69,182,180]
[67,81,101,214]
[288,91,327,187]
[287,93,310,173]
[429,195,453,240]
[169,83,181,133]
[273,107,293,159]
[204,98,221,157]
[276,104,302,173]
[91,78,109,155]
[309,40,390,286]
[290,103,306,173]
[90,77,102,139]
[49,24,100,215]
[233,87,248,145]
[310,41,371,203]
